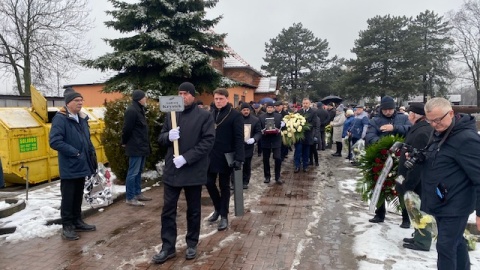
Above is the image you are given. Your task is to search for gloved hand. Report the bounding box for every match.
[173,155,187,168]
[280,121,286,128]
[246,138,255,144]
[233,160,242,170]
[168,127,180,142]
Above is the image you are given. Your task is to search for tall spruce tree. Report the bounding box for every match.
[409,10,454,101]
[82,0,227,95]
[262,23,329,103]
[349,15,413,99]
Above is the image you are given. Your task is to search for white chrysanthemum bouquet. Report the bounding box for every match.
[281,113,311,146]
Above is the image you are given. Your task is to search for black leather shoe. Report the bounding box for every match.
[275,178,283,185]
[185,246,197,260]
[315,162,319,166]
[73,220,96,232]
[207,211,220,222]
[264,177,270,183]
[152,250,176,264]
[243,184,248,189]
[403,243,429,251]
[403,238,414,244]
[368,216,384,223]
[62,225,79,240]
[218,218,228,231]
[294,167,300,173]
[332,153,342,157]
[400,221,411,229]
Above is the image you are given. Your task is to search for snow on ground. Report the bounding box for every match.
[338,175,480,269]
[0,164,479,269]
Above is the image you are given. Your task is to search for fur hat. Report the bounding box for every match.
[132,90,146,101]
[240,103,251,110]
[380,96,395,110]
[407,102,425,116]
[178,82,196,96]
[64,87,82,105]
[346,109,354,116]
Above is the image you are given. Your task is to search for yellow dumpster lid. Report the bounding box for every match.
[0,108,41,128]
[86,107,106,120]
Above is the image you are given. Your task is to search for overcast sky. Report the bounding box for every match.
[0,0,467,93]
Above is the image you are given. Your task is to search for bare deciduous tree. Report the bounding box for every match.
[448,0,480,106]
[0,0,92,96]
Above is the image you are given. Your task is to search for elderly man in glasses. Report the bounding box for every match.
[420,97,480,270]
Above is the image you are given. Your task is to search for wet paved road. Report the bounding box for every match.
[0,151,358,269]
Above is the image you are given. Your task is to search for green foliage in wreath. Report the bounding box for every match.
[355,135,404,207]
[102,97,165,183]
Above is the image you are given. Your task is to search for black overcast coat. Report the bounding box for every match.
[121,101,151,157]
[243,114,262,158]
[158,104,215,187]
[209,103,245,173]
[397,119,433,194]
[259,111,283,149]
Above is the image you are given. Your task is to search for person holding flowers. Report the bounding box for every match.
[293,98,318,173]
[395,102,433,251]
[365,96,410,223]
[259,101,284,184]
[421,98,480,270]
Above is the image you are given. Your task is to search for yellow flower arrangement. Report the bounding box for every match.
[281,113,310,146]
[404,191,437,236]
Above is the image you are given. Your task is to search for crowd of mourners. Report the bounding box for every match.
[51,84,480,269]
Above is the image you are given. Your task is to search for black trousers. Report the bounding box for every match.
[242,156,253,185]
[206,171,231,218]
[436,215,470,270]
[262,147,282,180]
[60,177,86,226]
[161,183,202,252]
[318,129,326,150]
[309,144,318,164]
[281,144,289,159]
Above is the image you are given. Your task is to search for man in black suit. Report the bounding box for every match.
[206,88,245,231]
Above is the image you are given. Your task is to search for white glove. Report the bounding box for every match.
[281,121,286,128]
[168,127,180,142]
[173,155,187,168]
[246,138,255,144]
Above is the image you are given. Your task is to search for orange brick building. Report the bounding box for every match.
[64,46,278,107]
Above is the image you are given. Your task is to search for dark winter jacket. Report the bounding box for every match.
[348,111,369,140]
[243,114,262,158]
[316,107,330,131]
[327,108,336,124]
[421,114,480,217]
[49,107,96,179]
[121,101,151,157]
[397,119,433,194]
[209,103,245,173]
[158,104,215,187]
[259,112,283,149]
[342,115,354,138]
[297,108,319,145]
[365,111,410,146]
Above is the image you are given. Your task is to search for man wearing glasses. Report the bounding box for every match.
[50,87,97,240]
[421,97,480,270]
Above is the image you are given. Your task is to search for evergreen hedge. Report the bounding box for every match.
[102,97,166,183]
